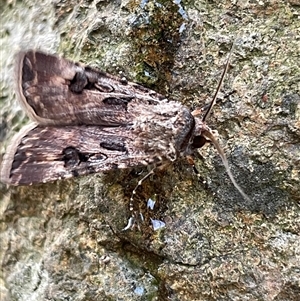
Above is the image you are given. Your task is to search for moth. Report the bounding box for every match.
[0,50,250,202]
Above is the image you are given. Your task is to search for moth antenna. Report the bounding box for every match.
[202,130,252,203]
[202,45,234,122]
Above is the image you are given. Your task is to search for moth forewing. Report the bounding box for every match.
[15,50,167,127]
[0,105,196,185]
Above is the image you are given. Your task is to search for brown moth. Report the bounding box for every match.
[0,50,250,202]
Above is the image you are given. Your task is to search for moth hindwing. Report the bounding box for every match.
[0,50,209,185]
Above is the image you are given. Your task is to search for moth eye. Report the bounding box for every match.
[192,136,207,149]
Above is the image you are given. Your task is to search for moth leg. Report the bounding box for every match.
[129,162,171,210]
[130,167,156,212]
[122,166,158,231]
[123,162,172,231]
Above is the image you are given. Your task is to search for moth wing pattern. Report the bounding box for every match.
[16,50,167,126]
[1,50,201,185]
[0,123,179,185]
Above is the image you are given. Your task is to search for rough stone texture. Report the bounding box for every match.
[0,0,299,300]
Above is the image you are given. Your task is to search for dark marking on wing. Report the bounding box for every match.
[100,141,127,152]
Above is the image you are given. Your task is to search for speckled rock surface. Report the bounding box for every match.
[0,1,299,300]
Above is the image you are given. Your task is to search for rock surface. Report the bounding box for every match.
[0,1,299,300]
